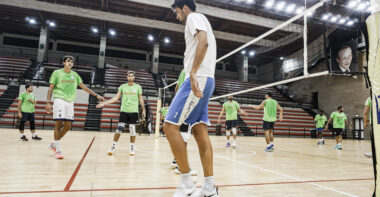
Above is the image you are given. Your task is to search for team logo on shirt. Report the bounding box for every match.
[133,89,137,93]
[71,75,74,79]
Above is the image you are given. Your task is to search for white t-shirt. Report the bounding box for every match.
[184,13,216,79]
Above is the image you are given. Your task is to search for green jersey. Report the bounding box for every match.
[223,100,240,121]
[263,99,278,122]
[18,92,36,113]
[161,107,168,119]
[315,114,327,128]
[119,83,142,113]
[330,111,347,129]
[49,69,83,103]
[365,97,372,124]
[177,70,186,89]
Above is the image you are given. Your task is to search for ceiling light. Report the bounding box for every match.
[286,4,296,13]
[276,1,286,11]
[164,37,170,44]
[346,20,354,26]
[241,50,246,55]
[296,7,304,14]
[280,57,284,60]
[357,2,367,10]
[109,29,116,36]
[48,21,56,27]
[246,0,254,4]
[249,50,255,57]
[338,18,346,24]
[330,16,338,23]
[91,27,98,33]
[265,0,274,8]
[307,10,314,17]
[148,34,154,41]
[26,17,37,25]
[348,0,358,8]
[322,14,329,20]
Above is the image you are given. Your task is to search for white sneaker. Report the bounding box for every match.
[232,141,237,148]
[173,183,201,197]
[202,186,219,197]
[130,146,136,156]
[174,167,180,174]
[172,160,178,169]
[107,145,116,155]
[174,168,198,176]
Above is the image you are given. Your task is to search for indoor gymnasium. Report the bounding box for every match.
[0,0,379,196]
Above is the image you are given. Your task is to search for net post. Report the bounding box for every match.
[155,88,162,138]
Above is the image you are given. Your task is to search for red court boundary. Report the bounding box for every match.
[0,178,372,195]
[64,136,96,191]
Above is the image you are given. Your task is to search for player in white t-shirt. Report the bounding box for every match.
[164,0,219,196]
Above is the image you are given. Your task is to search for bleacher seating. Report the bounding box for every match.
[0,89,5,96]
[43,62,93,84]
[0,56,31,80]
[0,99,89,129]
[104,65,156,90]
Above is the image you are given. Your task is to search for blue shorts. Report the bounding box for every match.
[316,128,323,132]
[165,77,215,128]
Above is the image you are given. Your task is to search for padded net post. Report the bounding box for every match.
[155,88,162,138]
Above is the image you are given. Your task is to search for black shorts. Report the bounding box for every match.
[119,112,139,124]
[263,121,275,130]
[179,124,189,133]
[333,128,344,136]
[21,112,35,122]
[226,120,237,130]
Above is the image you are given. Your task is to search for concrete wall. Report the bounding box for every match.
[18,85,89,104]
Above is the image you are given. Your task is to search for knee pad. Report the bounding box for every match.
[19,121,26,130]
[129,124,136,136]
[116,122,125,134]
[232,127,237,135]
[30,121,36,130]
[226,130,231,136]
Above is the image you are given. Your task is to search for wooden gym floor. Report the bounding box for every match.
[0,128,374,197]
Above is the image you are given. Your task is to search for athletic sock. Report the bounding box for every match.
[130,143,135,147]
[181,173,193,188]
[112,141,117,147]
[20,133,25,137]
[55,140,61,152]
[203,176,215,195]
[32,133,37,137]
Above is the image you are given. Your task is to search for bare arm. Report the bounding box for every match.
[190,30,208,98]
[345,119,352,129]
[251,101,265,110]
[17,100,22,118]
[364,106,370,128]
[325,117,332,129]
[97,90,121,107]
[139,94,146,119]
[46,84,55,113]
[218,106,225,124]
[175,85,179,94]
[277,104,283,121]
[79,83,104,101]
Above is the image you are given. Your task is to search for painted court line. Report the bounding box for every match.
[215,154,361,197]
[0,178,372,195]
[64,136,96,191]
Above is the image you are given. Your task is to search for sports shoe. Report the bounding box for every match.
[232,141,237,149]
[226,142,230,147]
[364,153,373,157]
[174,167,181,174]
[201,186,219,197]
[173,183,201,197]
[130,145,136,156]
[48,142,56,152]
[107,145,116,155]
[20,135,28,141]
[333,145,338,149]
[32,135,42,140]
[172,160,178,169]
[337,144,342,150]
[317,141,321,145]
[265,146,273,152]
[55,151,64,159]
[322,140,325,145]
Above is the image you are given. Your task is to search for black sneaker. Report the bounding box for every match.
[20,135,28,141]
[32,135,42,140]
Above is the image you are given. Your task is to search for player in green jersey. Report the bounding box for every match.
[325,106,352,150]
